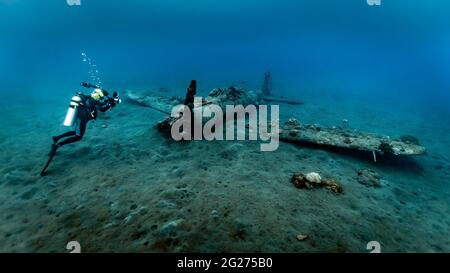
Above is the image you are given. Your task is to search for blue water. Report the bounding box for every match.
[1,0,450,104]
[1,0,450,253]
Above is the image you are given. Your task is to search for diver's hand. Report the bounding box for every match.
[108,93,122,106]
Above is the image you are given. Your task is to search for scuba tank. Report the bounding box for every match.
[63,95,82,126]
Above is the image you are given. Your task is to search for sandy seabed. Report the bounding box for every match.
[0,91,449,253]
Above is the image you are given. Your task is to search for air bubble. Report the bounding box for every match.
[81,52,103,87]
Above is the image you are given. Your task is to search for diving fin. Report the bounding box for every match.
[40,144,58,176]
[48,143,58,157]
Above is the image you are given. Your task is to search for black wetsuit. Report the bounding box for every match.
[53,93,113,147]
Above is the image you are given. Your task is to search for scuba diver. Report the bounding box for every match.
[40,82,121,176]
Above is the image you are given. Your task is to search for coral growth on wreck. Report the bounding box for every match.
[292,172,343,194]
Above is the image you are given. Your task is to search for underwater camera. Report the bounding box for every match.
[108,91,122,107]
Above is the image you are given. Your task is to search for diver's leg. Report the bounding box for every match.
[56,135,83,147]
[55,120,87,147]
[78,119,87,137]
[52,131,76,143]
[49,131,77,155]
